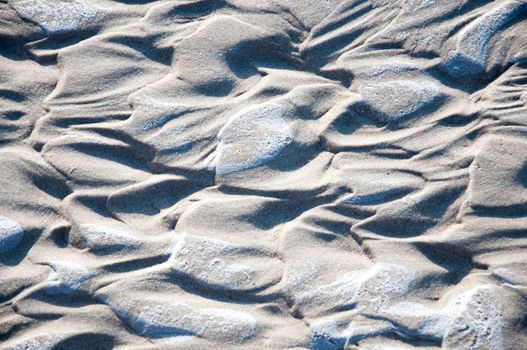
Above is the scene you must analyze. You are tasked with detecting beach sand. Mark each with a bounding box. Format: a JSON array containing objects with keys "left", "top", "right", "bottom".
[{"left": 1, "top": 0, "right": 527, "bottom": 349}]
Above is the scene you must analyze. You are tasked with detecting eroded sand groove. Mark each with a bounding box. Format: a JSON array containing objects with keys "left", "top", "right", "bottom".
[{"left": 1, "top": 0, "right": 527, "bottom": 349}]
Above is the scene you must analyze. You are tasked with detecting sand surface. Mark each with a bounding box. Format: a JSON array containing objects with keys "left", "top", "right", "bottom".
[{"left": 1, "top": 0, "right": 527, "bottom": 349}]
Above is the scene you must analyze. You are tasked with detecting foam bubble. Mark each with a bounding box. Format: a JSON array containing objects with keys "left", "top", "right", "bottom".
[{"left": 0, "top": 215, "right": 23, "bottom": 253}]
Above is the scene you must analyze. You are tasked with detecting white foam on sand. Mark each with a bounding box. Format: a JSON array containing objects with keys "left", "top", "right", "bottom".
[
  {"left": 102, "top": 297, "right": 256, "bottom": 341},
  {"left": 384, "top": 284, "right": 504, "bottom": 348},
  {"left": 168, "top": 235, "right": 255, "bottom": 290},
  {"left": 2, "top": 334, "right": 63, "bottom": 350},
  {"left": 79, "top": 223, "right": 141, "bottom": 252},
  {"left": 298, "top": 264, "right": 416, "bottom": 347},
  {"left": 309, "top": 319, "right": 347, "bottom": 350},
  {"left": 384, "top": 301, "right": 448, "bottom": 341},
  {"left": 443, "top": 285, "right": 504, "bottom": 350},
  {"left": 403, "top": 0, "right": 434, "bottom": 12},
  {"left": 359, "top": 80, "right": 440, "bottom": 122},
  {"left": 353, "top": 61, "right": 417, "bottom": 79},
  {"left": 10, "top": 0, "right": 99, "bottom": 34},
  {"left": 146, "top": 125, "right": 193, "bottom": 155},
  {"left": 360, "top": 345, "right": 409, "bottom": 350},
  {"left": 129, "top": 93, "right": 188, "bottom": 132},
  {"left": 306, "top": 281, "right": 504, "bottom": 347},
  {"left": 46, "top": 261, "right": 91, "bottom": 293},
  {"left": 298, "top": 263, "right": 415, "bottom": 314},
  {"left": 312, "top": 317, "right": 398, "bottom": 350},
  {"left": 210, "top": 102, "right": 293, "bottom": 174},
  {"left": 444, "top": 0, "right": 526, "bottom": 76},
  {"left": 282, "top": 261, "right": 320, "bottom": 295},
  {"left": 0, "top": 215, "right": 23, "bottom": 253},
  {"left": 2, "top": 1, "right": 525, "bottom": 348}
]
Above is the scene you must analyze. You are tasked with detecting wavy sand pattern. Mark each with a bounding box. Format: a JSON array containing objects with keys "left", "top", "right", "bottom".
[{"left": 1, "top": 0, "right": 527, "bottom": 349}]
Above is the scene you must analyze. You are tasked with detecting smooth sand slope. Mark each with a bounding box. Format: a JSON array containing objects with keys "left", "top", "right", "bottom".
[{"left": 1, "top": 0, "right": 527, "bottom": 349}]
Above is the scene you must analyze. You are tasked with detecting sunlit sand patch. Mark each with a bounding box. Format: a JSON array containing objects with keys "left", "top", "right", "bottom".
[
  {"left": 129, "top": 93, "right": 189, "bottom": 132},
  {"left": 0, "top": 215, "right": 23, "bottom": 253},
  {"left": 207, "top": 102, "right": 293, "bottom": 174},
  {"left": 382, "top": 285, "right": 504, "bottom": 348},
  {"left": 443, "top": 286, "right": 504, "bottom": 350},
  {"left": 45, "top": 261, "right": 92, "bottom": 293},
  {"left": 296, "top": 263, "right": 415, "bottom": 316},
  {"left": 282, "top": 261, "right": 320, "bottom": 295},
  {"left": 358, "top": 80, "right": 441, "bottom": 122},
  {"left": 1, "top": 333, "right": 64, "bottom": 350},
  {"left": 1, "top": 0, "right": 525, "bottom": 348},
  {"left": 101, "top": 295, "right": 257, "bottom": 341},
  {"left": 309, "top": 316, "right": 400, "bottom": 349},
  {"left": 167, "top": 234, "right": 282, "bottom": 291},
  {"left": 10, "top": 0, "right": 99, "bottom": 34},
  {"left": 444, "top": 0, "right": 527, "bottom": 76},
  {"left": 79, "top": 223, "right": 141, "bottom": 252}
]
